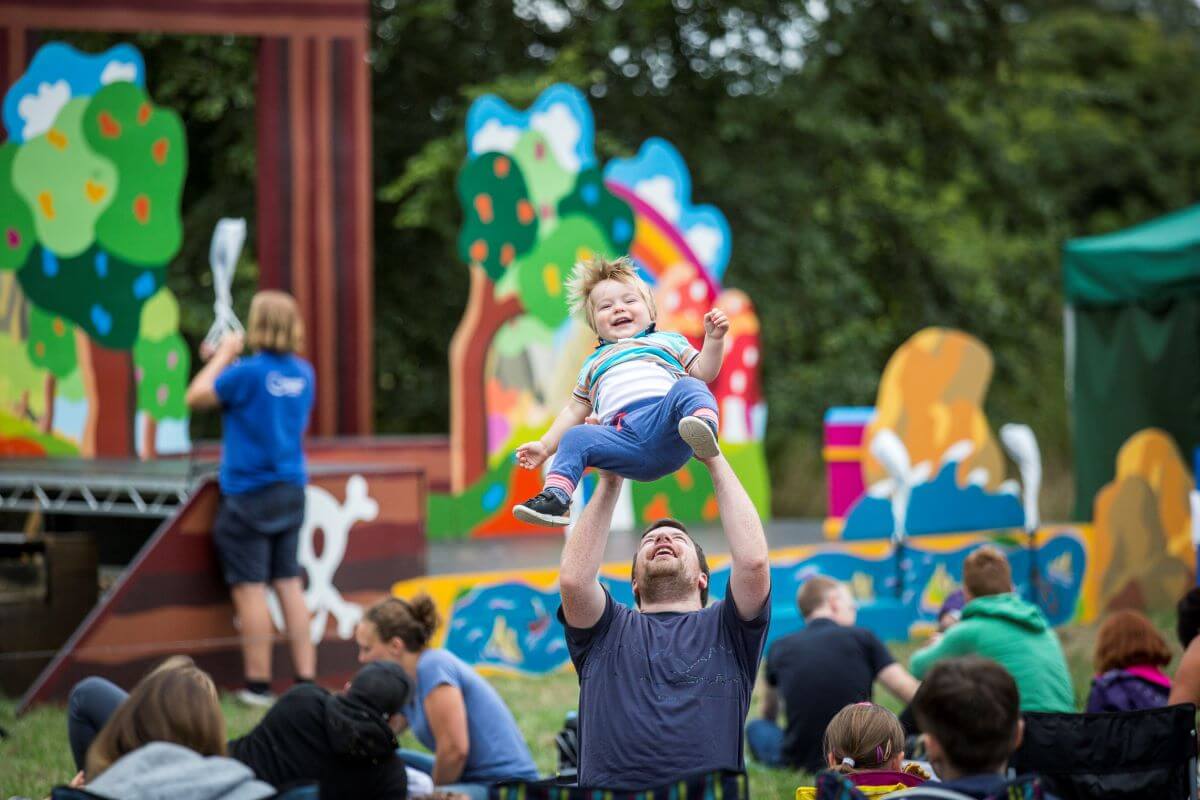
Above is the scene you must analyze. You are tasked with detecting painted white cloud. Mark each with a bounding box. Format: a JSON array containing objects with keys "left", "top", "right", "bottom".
[
  {"left": 471, "top": 119, "right": 522, "bottom": 156},
  {"left": 634, "top": 176, "right": 680, "bottom": 222},
  {"left": 685, "top": 224, "right": 723, "bottom": 267},
  {"left": 100, "top": 60, "right": 139, "bottom": 85},
  {"left": 18, "top": 80, "right": 71, "bottom": 140},
  {"left": 530, "top": 102, "right": 580, "bottom": 172}
]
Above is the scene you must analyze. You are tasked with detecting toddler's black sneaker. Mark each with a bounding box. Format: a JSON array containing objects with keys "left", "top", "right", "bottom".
[{"left": 513, "top": 490, "right": 571, "bottom": 526}]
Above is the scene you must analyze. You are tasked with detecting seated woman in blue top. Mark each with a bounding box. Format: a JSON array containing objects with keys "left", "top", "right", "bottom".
[
  {"left": 355, "top": 595, "right": 539, "bottom": 799},
  {"left": 185, "top": 290, "right": 316, "bottom": 706}
]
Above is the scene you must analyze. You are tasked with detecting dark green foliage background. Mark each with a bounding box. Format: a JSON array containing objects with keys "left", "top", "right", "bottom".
[{"left": 51, "top": 1, "right": 1200, "bottom": 513}]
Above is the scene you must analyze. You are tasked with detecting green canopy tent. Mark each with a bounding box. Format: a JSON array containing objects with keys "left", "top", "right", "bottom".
[{"left": 1064, "top": 204, "right": 1200, "bottom": 519}]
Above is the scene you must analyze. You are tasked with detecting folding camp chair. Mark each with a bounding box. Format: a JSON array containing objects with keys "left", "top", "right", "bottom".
[
  {"left": 489, "top": 769, "right": 748, "bottom": 800},
  {"left": 812, "top": 769, "right": 1043, "bottom": 800},
  {"left": 1009, "top": 703, "right": 1198, "bottom": 800}
]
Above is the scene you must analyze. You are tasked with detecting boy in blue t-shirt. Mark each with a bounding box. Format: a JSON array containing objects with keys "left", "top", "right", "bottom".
[
  {"left": 186, "top": 290, "right": 316, "bottom": 705},
  {"left": 513, "top": 256, "right": 728, "bottom": 526}
]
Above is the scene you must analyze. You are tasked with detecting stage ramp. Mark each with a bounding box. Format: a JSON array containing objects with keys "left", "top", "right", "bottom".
[{"left": 18, "top": 465, "right": 426, "bottom": 712}]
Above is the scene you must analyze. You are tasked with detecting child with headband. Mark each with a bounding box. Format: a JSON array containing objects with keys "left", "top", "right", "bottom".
[{"left": 796, "top": 703, "right": 929, "bottom": 799}]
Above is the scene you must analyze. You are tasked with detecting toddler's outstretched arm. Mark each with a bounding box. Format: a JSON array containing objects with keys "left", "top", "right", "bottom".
[
  {"left": 516, "top": 398, "right": 591, "bottom": 469},
  {"left": 688, "top": 308, "right": 729, "bottom": 383}
]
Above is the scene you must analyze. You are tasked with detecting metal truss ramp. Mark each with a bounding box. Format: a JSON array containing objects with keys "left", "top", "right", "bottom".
[{"left": 0, "top": 459, "right": 215, "bottom": 519}]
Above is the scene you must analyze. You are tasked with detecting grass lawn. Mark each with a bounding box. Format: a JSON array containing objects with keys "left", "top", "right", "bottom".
[{"left": 0, "top": 613, "right": 1182, "bottom": 799}]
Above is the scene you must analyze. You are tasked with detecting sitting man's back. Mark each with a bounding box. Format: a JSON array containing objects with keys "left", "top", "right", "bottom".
[
  {"left": 229, "top": 662, "right": 411, "bottom": 799},
  {"left": 909, "top": 546, "right": 1073, "bottom": 712},
  {"left": 557, "top": 457, "right": 771, "bottom": 790},
  {"left": 748, "top": 575, "right": 918, "bottom": 771}
]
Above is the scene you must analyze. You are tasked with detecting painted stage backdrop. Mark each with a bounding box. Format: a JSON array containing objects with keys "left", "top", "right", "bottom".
[
  {"left": 434, "top": 84, "right": 769, "bottom": 539},
  {"left": 821, "top": 326, "right": 1195, "bottom": 616},
  {"left": 1091, "top": 427, "right": 1195, "bottom": 611},
  {"left": 387, "top": 326, "right": 1198, "bottom": 675},
  {"left": 0, "top": 42, "right": 189, "bottom": 460},
  {"left": 391, "top": 528, "right": 1091, "bottom": 675},
  {"left": 824, "top": 328, "right": 1026, "bottom": 541}
]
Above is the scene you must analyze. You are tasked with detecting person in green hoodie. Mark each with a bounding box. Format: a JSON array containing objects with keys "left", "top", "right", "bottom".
[{"left": 910, "top": 545, "right": 1075, "bottom": 712}]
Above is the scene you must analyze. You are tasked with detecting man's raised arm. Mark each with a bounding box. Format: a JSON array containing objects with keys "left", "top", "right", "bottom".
[
  {"left": 559, "top": 472, "right": 623, "bottom": 628},
  {"left": 707, "top": 454, "right": 770, "bottom": 620}
]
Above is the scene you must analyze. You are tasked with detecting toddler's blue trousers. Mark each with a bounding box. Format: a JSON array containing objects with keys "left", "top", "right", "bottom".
[{"left": 545, "top": 377, "right": 718, "bottom": 494}]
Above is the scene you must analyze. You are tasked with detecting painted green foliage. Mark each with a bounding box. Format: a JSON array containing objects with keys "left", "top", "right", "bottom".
[
  {"left": 515, "top": 216, "right": 614, "bottom": 329},
  {"left": 428, "top": 455, "right": 518, "bottom": 539},
  {"left": 0, "top": 406, "right": 77, "bottom": 455},
  {"left": 138, "top": 285, "right": 179, "bottom": 340},
  {"left": 0, "top": 332, "right": 45, "bottom": 412},
  {"left": 629, "top": 443, "right": 770, "bottom": 524},
  {"left": 0, "top": 143, "right": 35, "bottom": 271},
  {"left": 0, "top": 42, "right": 191, "bottom": 457},
  {"left": 456, "top": 152, "right": 539, "bottom": 281},
  {"left": 18, "top": 245, "right": 163, "bottom": 349},
  {"left": 492, "top": 315, "right": 554, "bottom": 357},
  {"left": 133, "top": 334, "right": 188, "bottom": 419},
  {"left": 630, "top": 461, "right": 713, "bottom": 524},
  {"left": 26, "top": 305, "right": 77, "bottom": 378},
  {"left": 11, "top": 99, "right": 117, "bottom": 258},
  {"left": 57, "top": 369, "right": 85, "bottom": 402},
  {"left": 84, "top": 82, "right": 187, "bottom": 266},
  {"left": 559, "top": 168, "right": 635, "bottom": 253},
  {"left": 512, "top": 129, "right": 574, "bottom": 234},
  {"left": 134, "top": 289, "right": 189, "bottom": 420}
]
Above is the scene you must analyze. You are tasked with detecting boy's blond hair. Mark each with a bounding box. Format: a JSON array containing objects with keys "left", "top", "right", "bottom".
[
  {"left": 566, "top": 255, "right": 657, "bottom": 333},
  {"left": 246, "top": 290, "right": 305, "bottom": 354}
]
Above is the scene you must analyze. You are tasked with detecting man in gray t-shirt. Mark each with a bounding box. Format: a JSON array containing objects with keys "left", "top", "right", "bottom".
[{"left": 557, "top": 454, "right": 771, "bottom": 790}]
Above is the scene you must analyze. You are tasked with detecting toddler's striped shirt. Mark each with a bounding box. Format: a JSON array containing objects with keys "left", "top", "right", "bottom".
[{"left": 573, "top": 329, "right": 700, "bottom": 424}]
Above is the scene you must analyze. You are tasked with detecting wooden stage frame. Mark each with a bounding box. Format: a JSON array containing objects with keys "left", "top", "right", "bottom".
[{"left": 0, "top": 0, "right": 375, "bottom": 436}]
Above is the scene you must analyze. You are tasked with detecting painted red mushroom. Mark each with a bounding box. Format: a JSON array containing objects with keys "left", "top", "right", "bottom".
[{"left": 710, "top": 288, "right": 763, "bottom": 442}]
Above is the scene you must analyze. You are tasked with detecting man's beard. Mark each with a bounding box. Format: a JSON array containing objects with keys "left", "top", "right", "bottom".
[{"left": 637, "top": 557, "right": 696, "bottom": 606}]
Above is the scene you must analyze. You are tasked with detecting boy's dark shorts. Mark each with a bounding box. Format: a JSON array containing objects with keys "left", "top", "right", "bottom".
[{"left": 213, "top": 482, "right": 307, "bottom": 585}]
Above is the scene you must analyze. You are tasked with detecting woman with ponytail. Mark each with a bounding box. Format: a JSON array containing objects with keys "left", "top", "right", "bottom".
[
  {"left": 356, "top": 594, "right": 538, "bottom": 799},
  {"left": 797, "top": 703, "right": 929, "bottom": 799}
]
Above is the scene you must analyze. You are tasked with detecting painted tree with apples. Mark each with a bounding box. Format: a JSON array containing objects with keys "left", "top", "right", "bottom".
[
  {"left": 435, "top": 84, "right": 769, "bottom": 538},
  {"left": 0, "top": 43, "right": 189, "bottom": 458}
]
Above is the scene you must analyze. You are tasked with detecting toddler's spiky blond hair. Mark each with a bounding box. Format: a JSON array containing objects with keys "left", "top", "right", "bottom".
[{"left": 566, "top": 255, "right": 657, "bottom": 333}]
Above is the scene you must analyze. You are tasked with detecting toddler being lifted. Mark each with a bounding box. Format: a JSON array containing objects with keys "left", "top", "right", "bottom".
[{"left": 512, "top": 256, "right": 727, "bottom": 526}]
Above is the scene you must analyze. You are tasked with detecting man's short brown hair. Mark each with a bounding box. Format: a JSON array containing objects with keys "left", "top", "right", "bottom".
[
  {"left": 912, "top": 656, "right": 1021, "bottom": 774},
  {"left": 963, "top": 545, "right": 1012, "bottom": 598},
  {"left": 797, "top": 575, "right": 840, "bottom": 619},
  {"left": 630, "top": 518, "right": 709, "bottom": 607}
]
